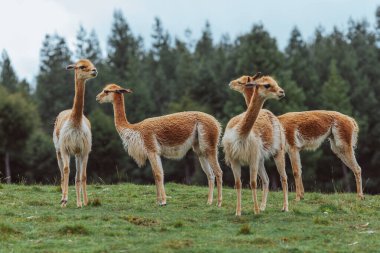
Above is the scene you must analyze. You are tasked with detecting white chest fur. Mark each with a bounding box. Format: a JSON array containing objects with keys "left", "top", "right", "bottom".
[
  {"left": 58, "top": 120, "right": 92, "bottom": 155},
  {"left": 119, "top": 128, "right": 147, "bottom": 167},
  {"left": 222, "top": 128, "right": 262, "bottom": 166}
]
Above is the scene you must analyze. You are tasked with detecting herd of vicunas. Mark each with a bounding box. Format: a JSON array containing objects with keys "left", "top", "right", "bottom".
[{"left": 54, "top": 59, "right": 364, "bottom": 216}]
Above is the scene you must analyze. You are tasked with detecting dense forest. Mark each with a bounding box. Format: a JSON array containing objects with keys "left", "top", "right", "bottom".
[{"left": 1, "top": 8, "right": 380, "bottom": 193}]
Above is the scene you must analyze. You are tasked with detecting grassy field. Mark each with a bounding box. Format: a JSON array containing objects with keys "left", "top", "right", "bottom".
[{"left": 0, "top": 183, "right": 379, "bottom": 253}]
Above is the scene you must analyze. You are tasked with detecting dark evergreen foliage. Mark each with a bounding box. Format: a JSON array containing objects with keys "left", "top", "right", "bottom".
[{"left": 1, "top": 8, "right": 380, "bottom": 193}]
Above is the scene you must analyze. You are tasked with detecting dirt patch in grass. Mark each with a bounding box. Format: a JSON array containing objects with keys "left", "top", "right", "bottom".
[
  {"left": 58, "top": 225, "right": 90, "bottom": 235},
  {"left": 89, "top": 198, "right": 102, "bottom": 207},
  {"left": 173, "top": 221, "right": 184, "bottom": 228},
  {"left": 252, "top": 237, "right": 275, "bottom": 246},
  {"left": 123, "top": 215, "right": 159, "bottom": 226},
  {"left": 230, "top": 237, "right": 276, "bottom": 248},
  {"left": 163, "top": 239, "right": 193, "bottom": 249},
  {"left": 238, "top": 224, "right": 251, "bottom": 235},
  {"left": 0, "top": 224, "right": 21, "bottom": 238}
]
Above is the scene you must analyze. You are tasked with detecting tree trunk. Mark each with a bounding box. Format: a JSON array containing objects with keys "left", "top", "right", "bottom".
[
  {"left": 5, "top": 151, "right": 11, "bottom": 184},
  {"left": 342, "top": 163, "right": 351, "bottom": 192}
]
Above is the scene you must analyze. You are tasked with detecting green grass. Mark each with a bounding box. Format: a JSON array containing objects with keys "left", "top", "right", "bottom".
[{"left": 0, "top": 183, "right": 379, "bottom": 252}]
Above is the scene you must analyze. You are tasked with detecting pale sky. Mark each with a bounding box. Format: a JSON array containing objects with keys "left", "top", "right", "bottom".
[{"left": 0, "top": 0, "right": 378, "bottom": 84}]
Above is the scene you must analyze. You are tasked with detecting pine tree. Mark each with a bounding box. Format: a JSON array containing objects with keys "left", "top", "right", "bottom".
[
  {"left": 75, "top": 25, "right": 102, "bottom": 64},
  {"left": 146, "top": 17, "right": 174, "bottom": 115},
  {"left": 190, "top": 22, "right": 216, "bottom": 110},
  {"left": 35, "top": 34, "right": 73, "bottom": 129},
  {"left": 107, "top": 10, "right": 140, "bottom": 80},
  {"left": 321, "top": 60, "right": 352, "bottom": 115},
  {"left": 285, "top": 27, "right": 317, "bottom": 110},
  {"left": 106, "top": 10, "right": 150, "bottom": 123},
  {"left": 375, "top": 6, "right": 380, "bottom": 40},
  {"left": 234, "top": 24, "right": 283, "bottom": 75},
  {"left": 0, "top": 50, "right": 18, "bottom": 92}
]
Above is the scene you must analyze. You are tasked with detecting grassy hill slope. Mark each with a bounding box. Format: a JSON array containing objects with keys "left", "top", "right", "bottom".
[{"left": 0, "top": 183, "right": 379, "bottom": 252}]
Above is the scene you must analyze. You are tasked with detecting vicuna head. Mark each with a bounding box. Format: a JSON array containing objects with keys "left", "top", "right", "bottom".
[
  {"left": 66, "top": 59, "right": 98, "bottom": 80},
  {"left": 229, "top": 72, "right": 285, "bottom": 100},
  {"left": 96, "top": 84, "right": 133, "bottom": 104}
]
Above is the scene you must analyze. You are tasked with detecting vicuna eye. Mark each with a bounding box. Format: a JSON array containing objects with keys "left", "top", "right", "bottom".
[
  {"left": 264, "top": 84, "right": 270, "bottom": 89},
  {"left": 79, "top": 66, "right": 86, "bottom": 70},
  {"left": 104, "top": 90, "right": 109, "bottom": 94}
]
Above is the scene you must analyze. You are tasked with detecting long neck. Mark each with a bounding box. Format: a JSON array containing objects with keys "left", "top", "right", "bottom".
[
  {"left": 113, "top": 94, "right": 130, "bottom": 132},
  {"left": 243, "top": 88, "right": 254, "bottom": 107},
  {"left": 71, "top": 75, "right": 86, "bottom": 126},
  {"left": 238, "top": 88, "right": 266, "bottom": 137}
]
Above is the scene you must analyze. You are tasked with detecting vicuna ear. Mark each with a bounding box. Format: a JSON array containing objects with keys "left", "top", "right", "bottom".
[
  {"left": 245, "top": 83, "right": 257, "bottom": 88},
  {"left": 252, "top": 72, "right": 262, "bottom": 80},
  {"left": 118, "top": 88, "right": 133, "bottom": 94},
  {"left": 66, "top": 64, "right": 75, "bottom": 70}
]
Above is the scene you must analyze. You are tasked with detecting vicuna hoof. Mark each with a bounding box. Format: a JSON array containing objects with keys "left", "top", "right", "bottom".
[
  {"left": 282, "top": 207, "right": 289, "bottom": 212},
  {"left": 60, "top": 200, "right": 67, "bottom": 208}
]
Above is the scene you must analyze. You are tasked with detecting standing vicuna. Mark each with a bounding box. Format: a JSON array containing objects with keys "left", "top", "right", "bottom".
[
  {"left": 234, "top": 74, "right": 364, "bottom": 201},
  {"left": 222, "top": 73, "right": 288, "bottom": 216},
  {"left": 53, "top": 59, "right": 97, "bottom": 207},
  {"left": 278, "top": 111, "right": 363, "bottom": 201},
  {"left": 96, "top": 84, "right": 223, "bottom": 206}
]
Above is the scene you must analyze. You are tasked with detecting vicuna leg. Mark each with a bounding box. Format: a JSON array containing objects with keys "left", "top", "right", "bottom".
[
  {"left": 289, "top": 148, "right": 303, "bottom": 201},
  {"left": 274, "top": 150, "right": 289, "bottom": 212},
  {"left": 249, "top": 158, "right": 260, "bottom": 214},
  {"left": 330, "top": 141, "right": 364, "bottom": 200},
  {"left": 56, "top": 152, "right": 64, "bottom": 198},
  {"left": 258, "top": 159, "right": 269, "bottom": 211},
  {"left": 148, "top": 153, "right": 167, "bottom": 206},
  {"left": 230, "top": 160, "right": 242, "bottom": 216},
  {"left": 206, "top": 152, "right": 223, "bottom": 207},
  {"left": 198, "top": 156, "right": 215, "bottom": 205},
  {"left": 61, "top": 152, "right": 70, "bottom": 207},
  {"left": 81, "top": 154, "right": 89, "bottom": 206},
  {"left": 75, "top": 155, "right": 83, "bottom": 208}
]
